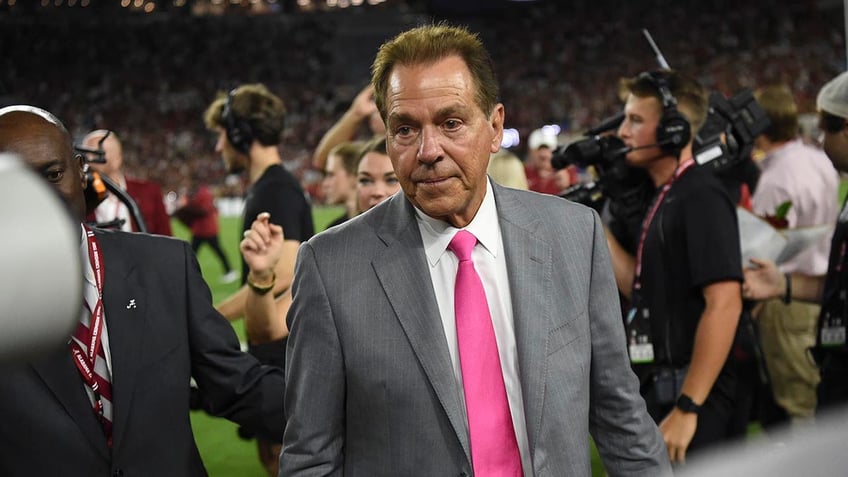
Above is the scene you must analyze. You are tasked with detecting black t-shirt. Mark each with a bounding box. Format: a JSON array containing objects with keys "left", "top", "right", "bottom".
[
  {"left": 241, "top": 164, "right": 314, "bottom": 280},
  {"left": 241, "top": 164, "right": 314, "bottom": 369},
  {"left": 638, "top": 165, "right": 743, "bottom": 366},
  {"left": 325, "top": 213, "right": 350, "bottom": 230}
]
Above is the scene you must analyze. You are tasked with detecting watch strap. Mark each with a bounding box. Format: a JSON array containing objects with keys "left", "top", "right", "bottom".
[{"left": 675, "top": 393, "right": 701, "bottom": 414}]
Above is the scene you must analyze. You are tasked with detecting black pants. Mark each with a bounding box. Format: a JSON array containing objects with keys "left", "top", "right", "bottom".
[
  {"left": 191, "top": 234, "right": 232, "bottom": 272},
  {"left": 640, "top": 363, "right": 738, "bottom": 455},
  {"left": 818, "top": 351, "right": 848, "bottom": 412}
]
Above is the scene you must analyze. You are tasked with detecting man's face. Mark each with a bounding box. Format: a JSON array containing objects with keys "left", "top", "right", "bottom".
[
  {"left": 820, "top": 113, "right": 848, "bottom": 173},
  {"left": 822, "top": 129, "right": 848, "bottom": 173},
  {"left": 0, "top": 112, "right": 86, "bottom": 222},
  {"left": 215, "top": 127, "right": 246, "bottom": 174},
  {"left": 322, "top": 154, "right": 355, "bottom": 205},
  {"left": 618, "top": 94, "right": 664, "bottom": 168},
  {"left": 384, "top": 55, "right": 503, "bottom": 228},
  {"left": 82, "top": 132, "right": 122, "bottom": 179},
  {"left": 529, "top": 146, "right": 553, "bottom": 173},
  {"left": 356, "top": 151, "right": 400, "bottom": 213}
]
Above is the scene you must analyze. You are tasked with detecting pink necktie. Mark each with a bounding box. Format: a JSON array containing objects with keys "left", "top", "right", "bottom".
[{"left": 449, "top": 230, "right": 523, "bottom": 476}]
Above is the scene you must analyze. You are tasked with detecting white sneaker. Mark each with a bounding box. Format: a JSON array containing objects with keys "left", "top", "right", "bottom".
[{"left": 221, "top": 270, "right": 239, "bottom": 284}]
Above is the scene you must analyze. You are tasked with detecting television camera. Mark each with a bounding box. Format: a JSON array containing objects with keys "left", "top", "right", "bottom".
[{"left": 552, "top": 88, "right": 770, "bottom": 217}]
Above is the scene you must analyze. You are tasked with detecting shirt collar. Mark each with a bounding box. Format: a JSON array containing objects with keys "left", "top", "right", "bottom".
[
  {"left": 415, "top": 178, "right": 501, "bottom": 267},
  {"left": 79, "top": 224, "right": 96, "bottom": 286}
]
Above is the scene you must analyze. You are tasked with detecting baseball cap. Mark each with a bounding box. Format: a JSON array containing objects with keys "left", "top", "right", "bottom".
[
  {"left": 528, "top": 128, "right": 558, "bottom": 150},
  {"left": 817, "top": 71, "right": 848, "bottom": 119}
]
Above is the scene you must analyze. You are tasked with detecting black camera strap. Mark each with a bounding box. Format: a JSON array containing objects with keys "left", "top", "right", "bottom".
[
  {"left": 633, "top": 157, "right": 695, "bottom": 291},
  {"left": 626, "top": 157, "right": 695, "bottom": 364}
]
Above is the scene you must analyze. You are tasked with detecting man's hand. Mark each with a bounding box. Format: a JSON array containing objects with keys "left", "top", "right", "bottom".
[
  {"left": 240, "top": 212, "right": 284, "bottom": 282},
  {"left": 659, "top": 408, "right": 698, "bottom": 464},
  {"left": 742, "top": 258, "right": 783, "bottom": 301}
]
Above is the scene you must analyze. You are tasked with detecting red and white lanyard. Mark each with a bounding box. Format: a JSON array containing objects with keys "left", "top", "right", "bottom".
[
  {"left": 633, "top": 158, "right": 695, "bottom": 291},
  {"left": 70, "top": 226, "right": 107, "bottom": 418}
]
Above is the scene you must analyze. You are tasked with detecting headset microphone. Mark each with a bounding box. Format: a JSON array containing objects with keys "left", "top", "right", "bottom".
[{"left": 627, "top": 137, "right": 678, "bottom": 152}]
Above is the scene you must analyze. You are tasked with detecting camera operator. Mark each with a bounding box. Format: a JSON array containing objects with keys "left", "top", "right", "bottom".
[
  {"left": 524, "top": 127, "right": 575, "bottom": 194},
  {"left": 80, "top": 130, "right": 172, "bottom": 236},
  {"left": 605, "top": 70, "right": 743, "bottom": 463}
]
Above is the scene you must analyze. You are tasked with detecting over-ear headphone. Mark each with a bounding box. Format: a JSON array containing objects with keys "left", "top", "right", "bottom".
[
  {"left": 221, "top": 89, "right": 254, "bottom": 154},
  {"left": 638, "top": 71, "right": 691, "bottom": 154}
]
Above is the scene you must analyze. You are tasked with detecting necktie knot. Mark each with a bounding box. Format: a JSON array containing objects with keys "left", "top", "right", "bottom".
[{"left": 449, "top": 230, "right": 477, "bottom": 262}]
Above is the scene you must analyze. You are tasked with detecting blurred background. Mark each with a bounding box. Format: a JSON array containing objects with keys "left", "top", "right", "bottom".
[
  {"left": 1, "top": 0, "right": 844, "bottom": 206},
  {"left": 2, "top": 1, "right": 846, "bottom": 475}
]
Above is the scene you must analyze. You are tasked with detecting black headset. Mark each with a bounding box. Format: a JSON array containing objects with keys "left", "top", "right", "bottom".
[
  {"left": 221, "top": 89, "right": 254, "bottom": 154},
  {"left": 638, "top": 71, "right": 691, "bottom": 155}
]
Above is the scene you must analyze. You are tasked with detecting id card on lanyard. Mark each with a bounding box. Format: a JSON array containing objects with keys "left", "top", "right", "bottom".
[
  {"left": 625, "top": 158, "right": 695, "bottom": 364},
  {"left": 626, "top": 292, "right": 654, "bottom": 363}
]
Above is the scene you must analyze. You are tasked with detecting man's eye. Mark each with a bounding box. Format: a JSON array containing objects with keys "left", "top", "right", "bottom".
[
  {"left": 444, "top": 119, "right": 461, "bottom": 130},
  {"left": 45, "top": 168, "right": 65, "bottom": 183}
]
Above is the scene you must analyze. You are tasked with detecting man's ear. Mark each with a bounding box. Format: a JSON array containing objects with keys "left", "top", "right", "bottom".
[
  {"left": 76, "top": 153, "right": 86, "bottom": 190},
  {"left": 490, "top": 103, "right": 505, "bottom": 154}
]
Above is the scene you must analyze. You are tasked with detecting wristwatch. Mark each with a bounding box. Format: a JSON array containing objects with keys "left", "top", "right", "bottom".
[{"left": 675, "top": 394, "right": 701, "bottom": 414}]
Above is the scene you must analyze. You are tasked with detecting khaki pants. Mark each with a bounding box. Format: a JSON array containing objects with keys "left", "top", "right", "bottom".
[{"left": 757, "top": 299, "right": 821, "bottom": 420}]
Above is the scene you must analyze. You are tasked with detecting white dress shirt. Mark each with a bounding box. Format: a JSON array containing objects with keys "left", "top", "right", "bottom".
[
  {"left": 93, "top": 176, "right": 132, "bottom": 232},
  {"left": 76, "top": 225, "right": 114, "bottom": 418},
  {"left": 414, "top": 178, "right": 531, "bottom": 475}
]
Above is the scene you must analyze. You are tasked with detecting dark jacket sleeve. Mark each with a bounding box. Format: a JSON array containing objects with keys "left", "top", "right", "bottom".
[{"left": 181, "top": 239, "right": 285, "bottom": 441}]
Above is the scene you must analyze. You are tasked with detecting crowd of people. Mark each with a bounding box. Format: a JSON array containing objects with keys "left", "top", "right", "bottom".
[{"left": 0, "top": 1, "right": 844, "bottom": 203}]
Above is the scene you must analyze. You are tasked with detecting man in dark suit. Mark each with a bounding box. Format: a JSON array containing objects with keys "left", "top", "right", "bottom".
[
  {"left": 0, "top": 105, "right": 284, "bottom": 476},
  {"left": 281, "top": 24, "right": 669, "bottom": 476}
]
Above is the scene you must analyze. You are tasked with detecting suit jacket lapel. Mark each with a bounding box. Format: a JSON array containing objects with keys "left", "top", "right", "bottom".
[
  {"left": 95, "top": 230, "right": 146, "bottom": 452},
  {"left": 370, "top": 194, "right": 472, "bottom": 464},
  {"left": 493, "top": 184, "right": 552, "bottom": 457},
  {"left": 31, "top": 348, "right": 112, "bottom": 459}
]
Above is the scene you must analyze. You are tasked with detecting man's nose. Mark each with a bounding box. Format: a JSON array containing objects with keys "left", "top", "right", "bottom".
[{"left": 417, "top": 126, "right": 443, "bottom": 164}]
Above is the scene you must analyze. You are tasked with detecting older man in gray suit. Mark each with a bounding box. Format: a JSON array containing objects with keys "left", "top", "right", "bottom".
[{"left": 280, "top": 24, "right": 670, "bottom": 476}]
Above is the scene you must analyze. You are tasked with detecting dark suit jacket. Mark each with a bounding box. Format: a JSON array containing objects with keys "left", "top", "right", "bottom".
[
  {"left": 0, "top": 229, "right": 284, "bottom": 477},
  {"left": 282, "top": 183, "right": 670, "bottom": 476}
]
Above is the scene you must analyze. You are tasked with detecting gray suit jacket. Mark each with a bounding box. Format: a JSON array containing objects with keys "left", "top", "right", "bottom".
[{"left": 282, "top": 183, "right": 670, "bottom": 476}]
